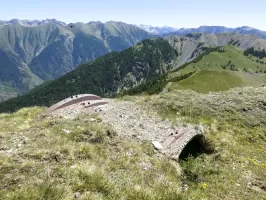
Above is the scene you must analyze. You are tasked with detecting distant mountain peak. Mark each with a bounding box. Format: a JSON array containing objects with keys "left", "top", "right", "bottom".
[
  {"left": 137, "top": 24, "right": 178, "bottom": 35},
  {"left": 87, "top": 21, "right": 103, "bottom": 25}
]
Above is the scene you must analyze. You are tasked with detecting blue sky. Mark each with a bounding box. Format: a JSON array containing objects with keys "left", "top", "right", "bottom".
[{"left": 0, "top": 0, "right": 265, "bottom": 30}]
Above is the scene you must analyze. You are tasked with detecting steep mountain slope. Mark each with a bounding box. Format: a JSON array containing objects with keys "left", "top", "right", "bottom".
[
  {"left": 0, "top": 21, "right": 154, "bottom": 101},
  {"left": 165, "top": 33, "right": 266, "bottom": 68},
  {"left": 168, "top": 26, "right": 266, "bottom": 39}
]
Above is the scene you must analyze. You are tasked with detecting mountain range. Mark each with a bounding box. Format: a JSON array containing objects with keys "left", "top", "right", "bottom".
[
  {"left": 1, "top": 19, "right": 266, "bottom": 102},
  {"left": 168, "top": 26, "right": 266, "bottom": 39},
  {"left": 0, "top": 18, "right": 67, "bottom": 27},
  {"left": 1, "top": 19, "right": 266, "bottom": 38},
  {"left": 0, "top": 21, "right": 155, "bottom": 101}
]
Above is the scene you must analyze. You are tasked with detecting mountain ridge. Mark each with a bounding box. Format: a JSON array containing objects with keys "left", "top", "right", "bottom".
[{"left": 166, "top": 25, "right": 266, "bottom": 39}]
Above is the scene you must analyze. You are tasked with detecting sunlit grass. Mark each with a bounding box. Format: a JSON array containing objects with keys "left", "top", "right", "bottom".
[
  {"left": 141, "top": 87, "right": 266, "bottom": 199},
  {"left": 1, "top": 87, "right": 265, "bottom": 199},
  {"left": 0, "top": 107, "right": 182, "bottom": 200}
]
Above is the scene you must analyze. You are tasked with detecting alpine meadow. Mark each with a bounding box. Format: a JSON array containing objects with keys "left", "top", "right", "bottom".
[{"left": 0, "top": 1, "right": 266, "bottom": 199}]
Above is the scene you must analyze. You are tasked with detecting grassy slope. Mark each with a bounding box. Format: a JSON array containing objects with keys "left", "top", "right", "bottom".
[
  {"left": 169, "top": 70, "right": 266, "bottom": 93},
  {"left": 0, "top": 107, "right": 182, "bottom": 200},
  {"left": 168, "top": 45, "right": 266, "bottom": 93},
  {"left": 141, "top": 87, "right": 266, "bottom": 200},
  {"left": 1, "top": 87, "right": 266, "bottom": 200}
]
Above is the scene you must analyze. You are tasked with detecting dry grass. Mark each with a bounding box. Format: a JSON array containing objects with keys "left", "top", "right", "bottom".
[
  {"left": 0, "top": 108, "right": 182, "bottom": 200},
  {"left": 141, "top": 87, "right": 266, "bottom": 200},
  {"left": 1, "top": 87, "right": 266, "bottom": 199}
]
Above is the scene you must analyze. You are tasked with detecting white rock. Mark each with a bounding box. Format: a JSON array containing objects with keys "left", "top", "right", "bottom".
[
  {"left": 152, "top": 141, "right": 163, "bottom": 150},
  {"left": 62, "top": 129, "right": 72, "bottom": 134},
  {"left": 136, "top": 136, "right": 142, "bottom": 140},
  {"left": 89, "top": 118, "right": 97, "bottom": 122},
  {"left": 74, "top": 192, "right": 81, "bottom": 199},
  {"left": 7, "top": 149, "right": 13, "bottom": 153}
]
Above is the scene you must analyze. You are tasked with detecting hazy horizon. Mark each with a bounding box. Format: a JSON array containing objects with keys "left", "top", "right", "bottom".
[{"left": 1, "top": 0, "right": 265, "bottom": 30}]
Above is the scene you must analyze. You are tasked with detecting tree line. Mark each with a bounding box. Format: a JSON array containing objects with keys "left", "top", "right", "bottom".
[{"left": 244, "top": 47, "right": 266, "bottom": 59}]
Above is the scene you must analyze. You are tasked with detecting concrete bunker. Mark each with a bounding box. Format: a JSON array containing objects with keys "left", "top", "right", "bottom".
[
  {"left": 179, "top": 135, "right": 214, "bottom": 160},
  {"left": 45, "top": 94, "right": 108, "bottom": 114}
]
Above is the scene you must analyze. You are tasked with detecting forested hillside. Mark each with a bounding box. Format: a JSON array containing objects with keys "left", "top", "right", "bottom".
[{"left": 0, "top": 38, "right": 178, "bottom": 112}]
